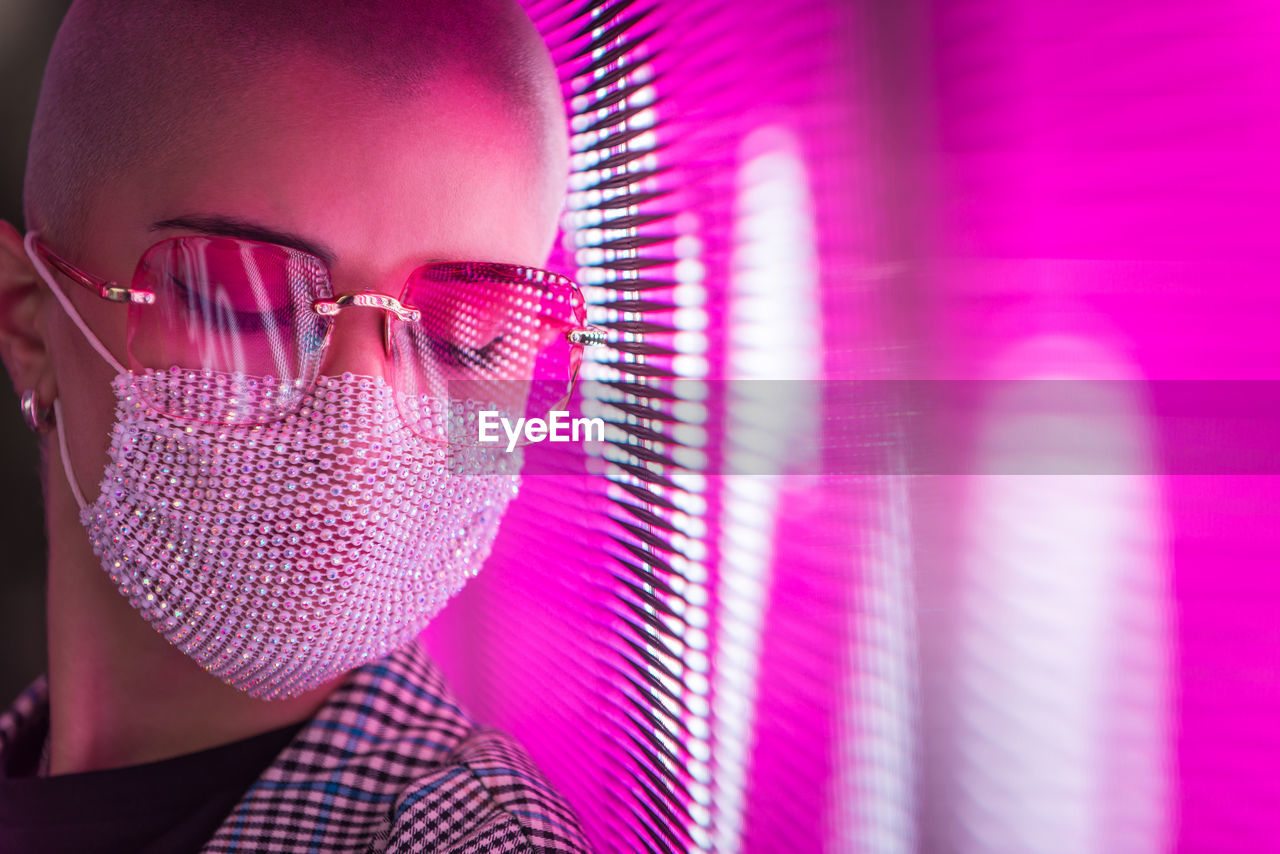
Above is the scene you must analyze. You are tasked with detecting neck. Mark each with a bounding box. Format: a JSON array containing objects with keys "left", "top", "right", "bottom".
[{"left": 42, "top": 439, "right": 337, "bottom": 776}]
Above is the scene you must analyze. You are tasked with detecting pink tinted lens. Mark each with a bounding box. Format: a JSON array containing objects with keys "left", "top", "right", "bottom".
[
  {"left": 392, "top": 262, "right": 586, "bottom": 444},
  {"left": 126, "top": 236, "right": 330, "bottom": 422}
]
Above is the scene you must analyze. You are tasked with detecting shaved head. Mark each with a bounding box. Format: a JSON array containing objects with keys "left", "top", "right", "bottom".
[
  {"left": 25, "top": 0, "right": 566, "bottom": 251},
  {"left": 0, "top": 0, "right": 572, "bottom": 759}
]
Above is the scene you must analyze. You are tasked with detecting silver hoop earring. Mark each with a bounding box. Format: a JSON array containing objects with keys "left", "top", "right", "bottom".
[{"left": 20, "top": 390, "right": 54, "bottom": 433}]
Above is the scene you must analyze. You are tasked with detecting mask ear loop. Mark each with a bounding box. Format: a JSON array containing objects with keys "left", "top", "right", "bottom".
[
  {"left": 24, "top": 232, "right": 124, "bottom": 513},
  {"left": 53, "top": 399, "right": 89, "bottom": 513},
  {"left": 23, "top": 231, "right": 129, "bottom": 374}
]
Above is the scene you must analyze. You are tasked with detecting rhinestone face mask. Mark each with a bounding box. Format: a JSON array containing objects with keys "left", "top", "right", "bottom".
[
  {"left": 33, "top": 247, "right": 520, "bottom": 701},
  {"left": 78, "top": 371, "right": 518, "bottom": 699}
]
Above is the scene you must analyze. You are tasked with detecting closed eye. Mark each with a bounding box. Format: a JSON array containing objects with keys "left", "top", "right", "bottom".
[
  {"left": 431, "top": 335, "right": 506, "bottom": 372},
  {"left": 168, "top": 273, "right": 294, "bottom": 334}
]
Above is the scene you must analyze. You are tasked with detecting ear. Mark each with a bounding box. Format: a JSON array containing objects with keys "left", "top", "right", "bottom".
[{"left": 0, "top": 221, "right": 57, "bottom": 405}]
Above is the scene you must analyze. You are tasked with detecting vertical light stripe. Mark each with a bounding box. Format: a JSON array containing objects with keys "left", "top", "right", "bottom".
[
  {"left": 711, "top": 125, "right": 820, "bottom": 854},
  {"left": 828, "top": 472, "right": 919, "bottom": 854},
  {"left": 949, "top": 337, "right": 1171, "bottom": 854}
]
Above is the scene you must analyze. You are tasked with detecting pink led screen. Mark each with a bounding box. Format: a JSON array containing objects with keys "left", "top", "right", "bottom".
[
  {"left": 420, "top": 1, "right": 1280, "bottom": 853},
  {"left": 0, "top": 0, "right": 1277, "bottom": 852}
]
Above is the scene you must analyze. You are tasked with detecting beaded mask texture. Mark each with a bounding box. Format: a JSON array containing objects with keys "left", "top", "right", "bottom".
[{"left": 77, "top": 369, "right": 519, "bottom": 700}]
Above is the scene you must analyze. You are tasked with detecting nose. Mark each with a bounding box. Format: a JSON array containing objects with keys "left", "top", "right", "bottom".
[{"left": 315, "top": 293, "right": 403, "bottom": 382}]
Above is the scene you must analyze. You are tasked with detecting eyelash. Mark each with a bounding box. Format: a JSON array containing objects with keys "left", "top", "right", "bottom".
[
  {"left": 170, "top": 274, "right": 294, "bottom": 334},
  {"left": 428, "top": 335, "right": 506, "bottom": 371}
]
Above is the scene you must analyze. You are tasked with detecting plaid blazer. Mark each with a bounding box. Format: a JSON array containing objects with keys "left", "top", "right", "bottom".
[{"left": 0, "top": 640, "right": 592, "bottom": 853}]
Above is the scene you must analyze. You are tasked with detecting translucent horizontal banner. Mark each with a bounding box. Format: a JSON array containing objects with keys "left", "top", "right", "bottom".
[{"left": 442, "top": 380, "right": 1280, "bottom": 475}]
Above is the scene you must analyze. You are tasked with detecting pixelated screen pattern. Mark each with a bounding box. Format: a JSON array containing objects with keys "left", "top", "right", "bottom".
[{"left": 418, "top": 1, "right": 1276, "bottom": 853}]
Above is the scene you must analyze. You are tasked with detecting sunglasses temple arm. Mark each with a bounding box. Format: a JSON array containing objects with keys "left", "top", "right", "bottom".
[
  {"left": 567, "top": 326, "right": 607, "bottom": 347},
  {"left": 24, "top": 233, "right": 130, "bottom": 374},
  {"left": 28, "top": 235, "right": 154, "bottom": 305}
]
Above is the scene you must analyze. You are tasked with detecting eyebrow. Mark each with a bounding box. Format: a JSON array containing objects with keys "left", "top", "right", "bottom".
[{"left": 149, "top": 215, "right": 337, "bottom": 265}]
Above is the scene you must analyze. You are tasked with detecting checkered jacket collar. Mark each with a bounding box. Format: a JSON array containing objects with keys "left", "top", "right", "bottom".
[{"left": 0, "top": 641, "right": 591, "bottom": 854}]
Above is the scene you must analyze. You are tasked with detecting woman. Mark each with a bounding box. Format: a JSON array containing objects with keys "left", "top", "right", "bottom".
[{"left": 0, "top": 1, "right": 594, "bottom": 850}]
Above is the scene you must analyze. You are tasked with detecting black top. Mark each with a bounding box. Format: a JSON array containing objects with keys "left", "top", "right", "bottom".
[{"left": 0, "top": 700, "right": 303, "bottom": 854}]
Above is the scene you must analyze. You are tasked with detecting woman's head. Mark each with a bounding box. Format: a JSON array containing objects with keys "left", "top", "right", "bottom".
[
  {"left": 0, "top": 0, "right": 571, "bottom": 697},
  {"left": 15, "top": 0, "right": 566, "bottom": 462}
]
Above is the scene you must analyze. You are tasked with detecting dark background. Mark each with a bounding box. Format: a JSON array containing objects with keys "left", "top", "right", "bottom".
[{"left": 0, "top": 0, "right": 75, "bottom": 703}]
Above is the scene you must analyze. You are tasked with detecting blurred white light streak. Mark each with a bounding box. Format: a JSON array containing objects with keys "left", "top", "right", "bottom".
[
  {"left": 563, "top": 39, "right": 717, "bottom": 854},
  {"left": 827, "top": 473, "right": 919, "bottom": 854},
  {"left": 949, "top": 337, "right": 1171, "bottom": 854},
  {"left": 711, "top": 125, "right": 820, "bottom": 854}
]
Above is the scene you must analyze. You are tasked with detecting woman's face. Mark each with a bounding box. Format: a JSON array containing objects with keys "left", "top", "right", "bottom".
[{"left": 43, "top": 56, "right": 566, "bottom": 505}]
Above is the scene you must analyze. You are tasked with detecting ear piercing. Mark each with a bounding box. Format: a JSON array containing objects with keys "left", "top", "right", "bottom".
[{"left": 20, "top": 390, "right": 54, "bottom": 433}]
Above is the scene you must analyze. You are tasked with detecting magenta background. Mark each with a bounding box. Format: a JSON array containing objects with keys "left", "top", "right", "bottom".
[
  {"left": 929, "top": 3, "right": 1280, "bottom": 850},
  {"left": 418, "top": 1, "right": 1280, "bottom": 852},
  {"left": 1, "top": 1, "right": 1274, "bottom": 853}
]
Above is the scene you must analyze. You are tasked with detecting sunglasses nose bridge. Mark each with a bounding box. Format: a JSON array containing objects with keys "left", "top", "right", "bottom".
[{"left": 312, "top": 293, "right": 409, "bottom": 382}]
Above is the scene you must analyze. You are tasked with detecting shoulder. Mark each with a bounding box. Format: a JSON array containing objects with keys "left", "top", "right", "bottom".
[
  {"left": 385, "top": 726, "right": 593, "bottom": 853},
  {"left": 0, "top": 675, "right": 48, "bottom": 749},
  {"left": 0, "top": 674, "right": 49, "bottom": 774},
  {"left": 202, "top": 640, "right": 591, "bottom": 853}
]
